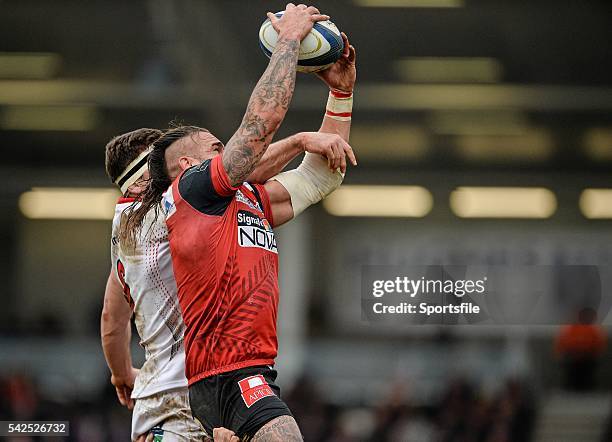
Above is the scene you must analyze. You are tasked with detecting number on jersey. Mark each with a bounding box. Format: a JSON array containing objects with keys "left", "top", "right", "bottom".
[{"left": 116, "top": 259, "right": 135, "bottom": 310}]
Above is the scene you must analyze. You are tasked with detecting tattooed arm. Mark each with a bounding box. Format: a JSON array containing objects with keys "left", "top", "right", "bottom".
[
  {"left": 222, "top": 4, "right": 329, "bottom": 187},
  {"left": 247, "top": 131, "right": 357, "bottom": 184},
  {"left": 252, "top": 415, "right": 303, "bottom": 442},
  {"left": 245, "top": 133, "right": 305, "bottom": 184}
]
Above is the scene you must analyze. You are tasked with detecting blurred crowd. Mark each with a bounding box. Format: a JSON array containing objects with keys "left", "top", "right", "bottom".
[
  {"left": 286, "top": 377, "right": 535, "bottom": 442},
  {"left": 0, "top": 374, "right": 131, "bottom": 442},
  {"left": 0, "top": 373, "right": 536, "bottom": 442}
]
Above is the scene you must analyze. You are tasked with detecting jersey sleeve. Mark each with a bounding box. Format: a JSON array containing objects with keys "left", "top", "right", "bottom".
[
  {"left": 178, "top": 156, "right": 236, "bottom": 216},
  {"left": 211, "top": 155, "right": 241, "bottom": 196}
]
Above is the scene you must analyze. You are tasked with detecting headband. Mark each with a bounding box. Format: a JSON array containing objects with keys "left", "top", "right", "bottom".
[{"left": 115, "top": 147, "right": 152, "bottom": 194}]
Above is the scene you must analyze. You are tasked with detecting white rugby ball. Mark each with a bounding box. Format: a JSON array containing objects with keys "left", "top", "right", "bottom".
[{"left": 258, "top": 12, "right": 344, "bottom": 73}]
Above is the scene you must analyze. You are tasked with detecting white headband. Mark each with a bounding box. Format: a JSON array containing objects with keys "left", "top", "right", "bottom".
[{"left": 115, "top": 147, "right": 152, "bottom": 194}]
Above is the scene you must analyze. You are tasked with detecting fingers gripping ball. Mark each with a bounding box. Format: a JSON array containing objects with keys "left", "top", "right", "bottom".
[{"left": 259, "top": 12, "right": 344, "bottom": 73}]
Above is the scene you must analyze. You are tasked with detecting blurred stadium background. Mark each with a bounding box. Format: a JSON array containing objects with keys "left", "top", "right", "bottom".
[{"left": 1, "top": 0, "right": 612, "bottom": 441}]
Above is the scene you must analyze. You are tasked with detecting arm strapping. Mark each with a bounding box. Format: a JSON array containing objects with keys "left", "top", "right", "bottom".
[{"left": 270, "top": 152, "right": 344, "bottom": 217}]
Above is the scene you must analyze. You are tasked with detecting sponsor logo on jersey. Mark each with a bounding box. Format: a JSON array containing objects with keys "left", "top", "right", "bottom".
[
  {"left": 237, "top": 210, "right": 277, "bottom": 253},
  {"left": 237, "top": 375, "right": 275, "bottom": 408},
  {"left": 236, "top": 189, "right": 262, "bottom": 213}
]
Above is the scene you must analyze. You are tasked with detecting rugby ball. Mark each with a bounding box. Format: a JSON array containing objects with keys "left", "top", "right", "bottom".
[{"left": 258, "top": 12, "right": 344, "bottom": 73}]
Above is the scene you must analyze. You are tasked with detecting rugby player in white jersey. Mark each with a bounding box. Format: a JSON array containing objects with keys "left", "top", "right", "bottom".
[{"left": 102, "top": 127, "right": 207, "bottom": 442}]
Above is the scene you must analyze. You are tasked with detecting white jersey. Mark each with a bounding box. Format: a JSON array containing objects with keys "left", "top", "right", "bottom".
[{"left": 110, "top": 198, "right": 187, "bottom": 399}]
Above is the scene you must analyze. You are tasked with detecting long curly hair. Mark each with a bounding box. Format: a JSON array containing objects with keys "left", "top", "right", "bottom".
[{"left": 119, "top": 125, "right": 207, "bottom": 246}]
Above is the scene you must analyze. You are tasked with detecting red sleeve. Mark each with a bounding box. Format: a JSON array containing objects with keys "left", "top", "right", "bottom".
[
  {"left": 253, "top": 183, "right": 274, "bottom": 227},
  {"left": 210, "top": 155, "right": 241, "bottom": 197}
]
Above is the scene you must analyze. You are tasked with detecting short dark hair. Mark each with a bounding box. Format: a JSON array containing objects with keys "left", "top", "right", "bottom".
[{"left": 104, "top": 128, "right": 163, "bottom": 183}]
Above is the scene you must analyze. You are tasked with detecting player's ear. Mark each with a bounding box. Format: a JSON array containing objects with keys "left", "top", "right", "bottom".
[{"left": 178, "top": 156, "right": 194, "bottom": 171}]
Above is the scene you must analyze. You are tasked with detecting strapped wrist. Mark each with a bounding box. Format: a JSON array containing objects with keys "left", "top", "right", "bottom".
[
  {"left": 326, "top": 89, "right": 353, "bottom": 121},
  {"left": 329, "top": 88, "right": 353, "bottom": 97}
]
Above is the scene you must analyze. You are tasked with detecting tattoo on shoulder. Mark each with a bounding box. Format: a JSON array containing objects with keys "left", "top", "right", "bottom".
[{"left": 223, "top": 38, "right": 300, "bottom": 186}]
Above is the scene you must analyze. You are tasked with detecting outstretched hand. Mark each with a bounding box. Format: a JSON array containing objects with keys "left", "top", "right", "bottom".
[
  {"left": 267, "top": 3, "right": 330, "bottom": 41},
  {"left": 300, "top": 131, "right": 357, "bottom": 173},
  {"left": 316, "top": 32, "right": 357, "bottom": 93}
]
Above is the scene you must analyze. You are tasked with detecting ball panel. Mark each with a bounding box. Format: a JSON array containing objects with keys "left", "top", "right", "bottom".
[
  {"left": 317, "top": 20, "right": 341, "bottom": 35},
  {"left": 299, "top": 23, "right": 343, "bottom": 66},
  {"left": 258, "top": 20, "right": 277, "bottom": 54},
  {"left": 314, "top": 22, "right": 343, "bottom": 51},
  {"left": 298, "top": 29, "right": 332, "bottom": 60}
]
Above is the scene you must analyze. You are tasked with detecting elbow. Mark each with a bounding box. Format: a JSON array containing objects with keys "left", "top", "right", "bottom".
[
  {"left": 101, "top": 295, "right": 114, "bottom": 323},
  {"left": 101, "top": 306, "right": 112, "bottom": 326},
  {"left": 100, "top": 308, "right": 113, "bottom": 339},
  {"left": 100, "top": 301, "right": 123, "bottom": 340}
]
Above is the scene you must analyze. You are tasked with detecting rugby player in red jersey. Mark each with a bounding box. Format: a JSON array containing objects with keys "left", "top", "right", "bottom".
[
  {"left": 102, "top": 127, "right": 350, "bottom": 442},
  {"left": 121, "top": 3, "right": 356, "bottom": 440}
]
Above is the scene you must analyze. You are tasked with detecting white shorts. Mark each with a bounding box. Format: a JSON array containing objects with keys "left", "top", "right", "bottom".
[{"left": 131, "top": 387, "right": 209, "bottom": 441}]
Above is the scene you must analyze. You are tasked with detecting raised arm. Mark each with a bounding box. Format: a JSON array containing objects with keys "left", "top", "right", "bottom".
[
  {"left": 265, "top": 32, "right": 357, "bottom": 225},
  {"left": 315, "top": 31, "right": 356, "bottom": 143},
  {"left": 247, "top": 32, "right": 357, "bottom": 185},
  {"left": 246, "top": 133, "right": 305, "bottom": 184},
  {"left": 247, "top": 130, "right": 357, "bottom": 184},
  {"left": 222, "top": 5, "right": 329, "bottom": 187}
]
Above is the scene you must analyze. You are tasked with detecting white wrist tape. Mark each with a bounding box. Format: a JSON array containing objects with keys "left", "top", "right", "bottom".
[
  {"left": 325, "top": 89, "right": 353, "bottom": 122},
  {"left": 271, "top": 152, "right": 344, "bottom": 217}
]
